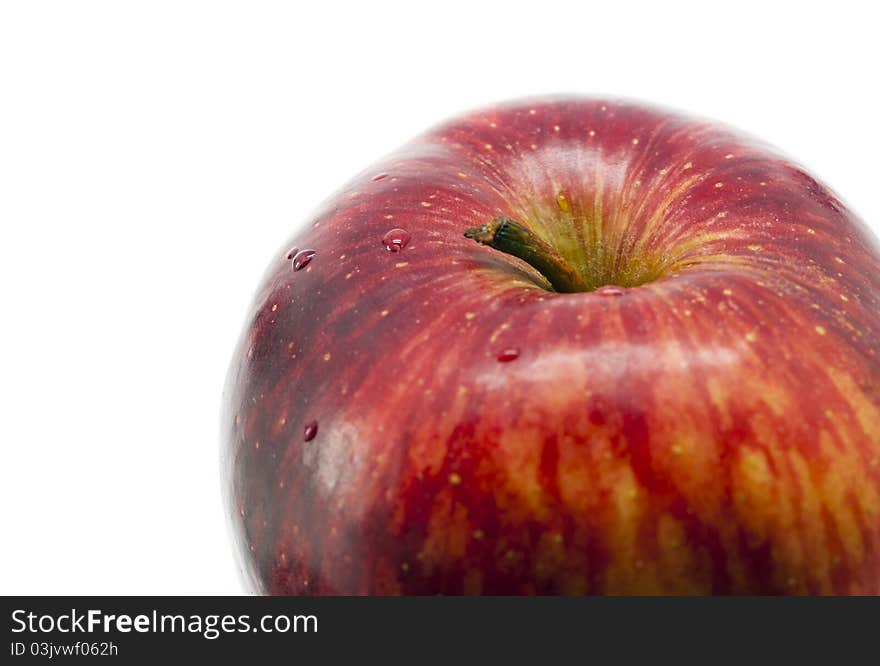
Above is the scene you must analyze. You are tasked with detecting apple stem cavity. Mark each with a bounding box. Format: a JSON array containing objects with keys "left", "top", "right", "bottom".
[{"left": 464, "top": 216, "right": 588, "bottom": 293}]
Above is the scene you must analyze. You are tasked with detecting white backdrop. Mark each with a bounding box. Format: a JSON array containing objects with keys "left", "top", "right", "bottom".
[{"left": 1, "top": 1, "right": 877, "bottom": 594}]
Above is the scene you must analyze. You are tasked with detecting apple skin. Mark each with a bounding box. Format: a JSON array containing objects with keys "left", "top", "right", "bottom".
[{"left": 222, "top": 97, "right": 880, "bottom": 594}]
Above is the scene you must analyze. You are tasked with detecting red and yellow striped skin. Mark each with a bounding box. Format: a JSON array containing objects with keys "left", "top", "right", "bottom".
[{"left": 222, "top": 98, "right": 880, "bottom": 594}]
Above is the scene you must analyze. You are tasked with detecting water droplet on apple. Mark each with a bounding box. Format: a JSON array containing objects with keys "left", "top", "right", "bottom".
[
  {"left": 286, "top": 246, "right": 299, "bottom": 260},
  {"left": 303, "top": 420, "right": 318, "bottom": 442},
  {"left": 595, "top": 285, "right": 625, "bottom": 297},
  {"left": 292, "top": 249, "right": 316, "bottom": 271},
  {"left": 497, "top": 348, "right": 520, "bottom": 362},
  {"left": 382, "top": 228, "right": 411, "bottom": 252},
  {"left": 556, "top": 190, "right": 571, "bottom": 213},
  {"left": 371, "top": 173, "right": 389, "bottom": 181}
]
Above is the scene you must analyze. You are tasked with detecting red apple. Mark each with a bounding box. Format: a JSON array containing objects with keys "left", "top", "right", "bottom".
[{"left": 222, "top": 97, "right": 880, "bottom": 594}]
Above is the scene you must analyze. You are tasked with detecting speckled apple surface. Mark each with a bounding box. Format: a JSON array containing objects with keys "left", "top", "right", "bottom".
[{"left": 222, "top": 97, "right": 880, "bottom": 594}]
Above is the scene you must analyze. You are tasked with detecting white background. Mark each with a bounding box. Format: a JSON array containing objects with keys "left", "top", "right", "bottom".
[{"left": 0, "top": 1, "right": 877, "bottom": 594}]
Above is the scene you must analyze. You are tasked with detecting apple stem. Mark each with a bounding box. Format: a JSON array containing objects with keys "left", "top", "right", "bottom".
[{"left": 464, "top": 216, "right": 587, "bottom": 293}]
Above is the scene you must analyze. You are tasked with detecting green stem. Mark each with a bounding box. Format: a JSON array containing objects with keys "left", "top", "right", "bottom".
[{"left": 464, "top": 216, "right": 586, "bottom": 293}]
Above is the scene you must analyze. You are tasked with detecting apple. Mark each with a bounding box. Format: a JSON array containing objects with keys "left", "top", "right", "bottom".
[{"left": 222, "top": 97, "right": 880, "bottom": 594}]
